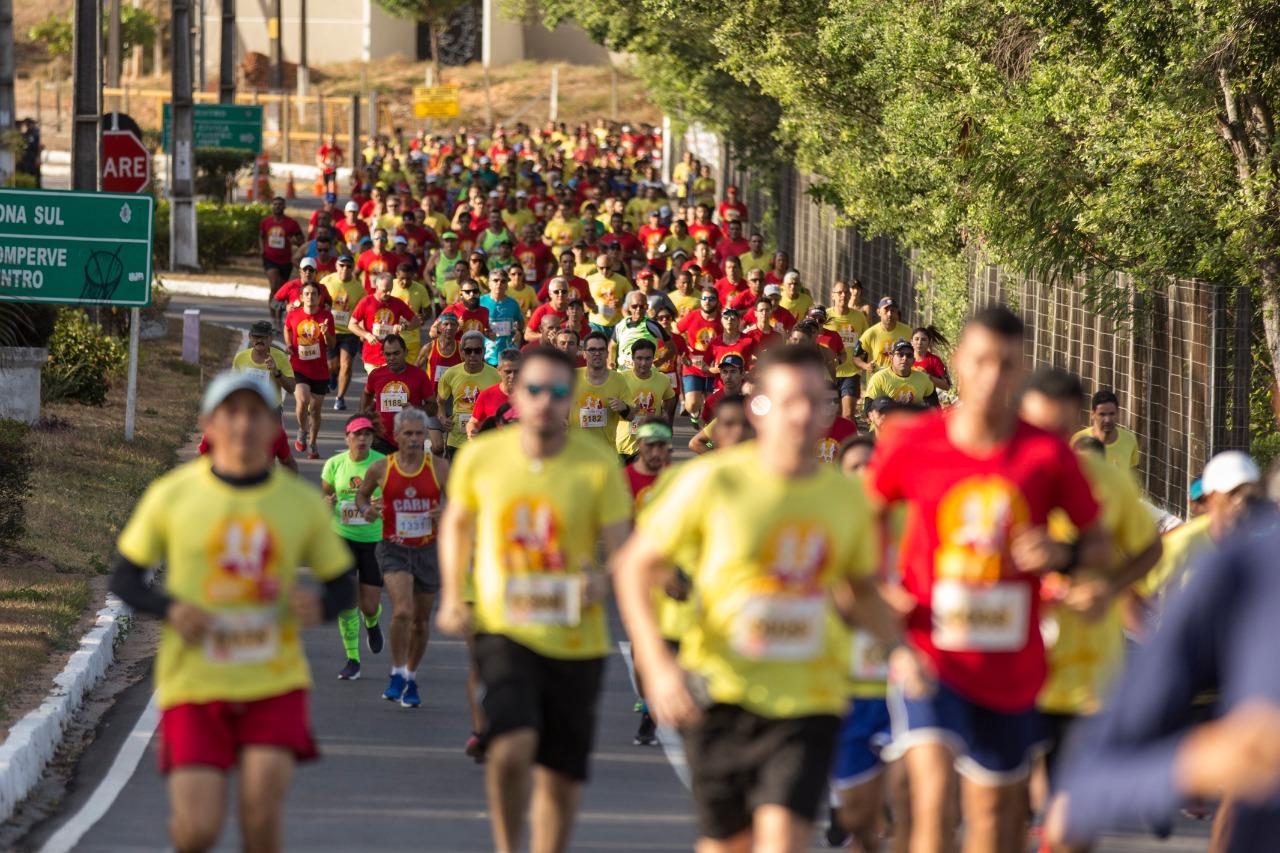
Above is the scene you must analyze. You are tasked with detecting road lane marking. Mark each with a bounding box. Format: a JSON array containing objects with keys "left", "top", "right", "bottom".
[
  {"left": 618, "top": 641, "right": 690, "bottom": 789},
  {"left": 38, "top": 693, "right": 159, "bottom": 853}
]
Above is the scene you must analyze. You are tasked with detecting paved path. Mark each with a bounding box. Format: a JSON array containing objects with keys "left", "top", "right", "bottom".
[{"left": 12, "top": 294, "right": 1210, "bottom": 852}]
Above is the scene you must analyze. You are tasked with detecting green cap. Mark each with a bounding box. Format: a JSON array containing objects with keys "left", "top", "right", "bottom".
[
  {"left": 441, "top": 231, "right": 458, "bottom": 240},
  {"left": 635, "top": 421, "right": 673, "bottom": 444}
]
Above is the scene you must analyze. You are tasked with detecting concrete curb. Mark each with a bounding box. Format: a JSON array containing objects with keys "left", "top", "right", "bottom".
[
  {"left": 0, "top": 597, "right": 128, "bottom": 824},
  {"left": 159, "top": 275, "right": 269, "bottom": 301}
]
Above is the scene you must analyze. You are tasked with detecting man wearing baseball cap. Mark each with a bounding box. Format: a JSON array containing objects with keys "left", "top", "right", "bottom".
[
  {"left": 109, "top": 371, "right": 353, "bottom": 852},
  {"left": 321, "top": 415, "right": 388, "bottom": 681},
  {"left": 272, "top": 257, "right": 331, "bottom": 328},
  {"left": 322, "top": 253, "right": 366, "bottom": 409},
  {"left": 337, "top": 201, "right": 370, "bottom": 256},
  {"left": 862, "top": 337, "right": 938, "bottom": 415},
  {"left": 232, "top": 320, "right": 296, "bottom": 406},
  {"left": 430, "top": 231, "right": 465, "bottom": 296},
  {"left": 854, "top": 296, "right": 908, "bottom": 373}
]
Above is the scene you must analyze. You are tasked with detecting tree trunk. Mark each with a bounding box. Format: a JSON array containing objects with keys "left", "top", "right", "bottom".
[
  {"left": 428, "top": 18, "right": 441, "bottom": 87},
  {"left": 1259, "top": 259, "right": 1280, "bottom": 382}
]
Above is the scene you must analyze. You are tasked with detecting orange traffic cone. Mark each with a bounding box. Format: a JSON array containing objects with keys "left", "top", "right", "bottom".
[{"left": 285, "top": 173, "right": 297, "bottom": 199}]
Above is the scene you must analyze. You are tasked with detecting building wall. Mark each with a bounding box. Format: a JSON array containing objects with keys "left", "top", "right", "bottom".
[{"left": 520, "top": 21, "right": 611, "bottom": 65}]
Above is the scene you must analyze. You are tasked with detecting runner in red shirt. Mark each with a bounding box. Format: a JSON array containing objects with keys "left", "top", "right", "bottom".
[
  {"left": 440, "top": 281, "right": 491, "bottom": 337},
  {"left": 863, "top": 305, "right": 1108, "bottom": 852},
  {"left": 730, "top": 268, "right": 767, "bottom": 312},
  {"left": 360, "top": 334, "right": 434, "bottom": 453},
  {"left": 714, "top": 218, "right": 751, "bottom": 266},
  {"left": 814, "top": 383, "right": 858, "bottom": 464},
  {"left": 259, "top": 197, "right": 303, "bottom": 299},
  {"left": 707, "top": 308, "right": 757, "bottom": 373},
  {"left": 743, "top": 287, "right": 796, "bottom": 335},
  {"left": 513, "top": 224, "right": 553, "bottom": 286},
  {"left": 623, "top": 418, "right": 672, "bottom": 501},
  {"left": 911, "top": 325, "right": 953, "bottom": 393},
  {"left": 698, "top": 353, "right": 746, "bottom": 422},
  {"left": 675, "top": 286, "right": 722, "bottom": 426},
  {"left": 273, "top": 259, "right": 332, "bottom": 313},
  {"left": 637, "top": 209, "right": 668, "bottom": 256},
  {"left": 538, "top": 250, "right": 595, "bottom": 311},
  {"left": 316, "top": 135, "right": 344, "bottom": 194},
  {"left": 716, "top": 187, "right": 748, "bottom": 233},
  {"left": 466, "top": 348, "right": 520, "bottom": 438},
  {"left": 348, "top": 273, "right": 419, "bottom": 372},
  {"left": 335, "top": 202, "right": 371, "bottom": 255},
  {"left": 421, "top": 313, "right": 463, "bottom": 384},
  {"left": 525, "top": 280, "right": 571, "bottom": 342},
  {"left": 356, "top": 229, "right": 407, "bottom": 294},
  {"left": 687, "top": 204, "right": 718, "bottom": 245},
  {"left": 805, "top": 306, "right": 847, "bottom": 374},
  {"left": 714, "top": 255, "right": 750, "bottom": 307},
  {"left": 283, "top": 282, "right": 337, "bottom": 458}
]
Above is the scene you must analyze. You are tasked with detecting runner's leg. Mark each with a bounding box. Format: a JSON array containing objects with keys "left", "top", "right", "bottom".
[
  {"left": 486, "top": 728, "right": 538, "bottom": 853},
  {"left": 904, "top": 743, "right": 960, "bottom": 853},
  {"left": 385, "top": 571, "right": 414, "bottom": 670},
  {"left": 835, "top": 775, "right": 886, "bottom": 851},
  {"left": 751, "top": 803, "right": 813, "bottom": 853},
  {"left": 360, "top": 583, "right": 382, "bottom": 620},
  {"left": 694, "top": 835, "right": 751, "bottom": 853},
  {"left": 338, "top": 349, "right": 354, "bottom": 400},
  {"left": 529, "top": 766, "right": 582, "bottom": 853},
  {"left": 889, "top": 760, "right": 913, "bottom": 853},
  {"left": 237, "top": 745, "right": 295, "bottom": 853},
  {"left": 960, "top": 776, "right": 1028, "bottom": 853},
  {"left": 307, "top": 393, "right": 324, "bottom": 449},
  {"left": 168, "top": 767, "right": 228, "bottom": 851},
  {"left": 293, "top": 385, "right": 311, "bottom": 449},
  {"left": 408, "top": 591, "right": 436, "bottom": 671}
]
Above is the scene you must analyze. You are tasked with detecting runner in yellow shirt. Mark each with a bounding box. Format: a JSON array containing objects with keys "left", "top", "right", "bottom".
[
  {"left": 108, "top": 371, "right": 352, "bottom": 853},
  {"left": 862, "top": 339, "right": 939, "bottom": 414},
  {"left": 572, "top": 331, "right": 632, "bottom": 449},
  {"left": 390, "top": 261, "right": 435, "bottom": 366},
  {"left": 853, "top": 297, "right": 910, "bottom": 373},
  {"left": 614, "top": 344, "right": 898, "bottom": 853},
  {"left": 825, "top": 279, "right": 870, "bottom": 421},
  {"left": 1071, "top": 389, "right": 1140, "bottom": 470},
  {"left": 616, "top": 338, "right": 676, "bottom": 457},
  {"left": 232, "top": 320, "right": 296, "bottom": 405},
  {"left": 322, "top": 254, "right": 366, "bottom": 410},
  {"left": 586, "top": 254, "right": 632, "bottom": 330},
  {"left": 437, "top": 331, "right": 501, "bottom": 455},
  {"left": 437, "top": 345, "right": 632, "bottom": 853}
]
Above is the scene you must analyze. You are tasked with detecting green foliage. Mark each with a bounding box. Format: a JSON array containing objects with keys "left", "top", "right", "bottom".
[
  {"left": 0, "top": 303, "right": 58, "bottom": 349},
  {"left": 0, "top": 420, "right": 32, "bottom": 547},
  {"left": 153, "top": 202, "right": 270, "bottom": 270},
  {"left": 43, "top": 309, "right": 129, "bottom": 407},
  {"left": 194, "top": 148, "right": 257, "bottom": 203},
  {"left": 27, "top": 15, "right": 73, "bottom": 59},
  {"left": 373, "top": 0, "right": 471, "bottom": 23},
  {"left": 26, "top": 8, "right": 157, "bottom": 61}
]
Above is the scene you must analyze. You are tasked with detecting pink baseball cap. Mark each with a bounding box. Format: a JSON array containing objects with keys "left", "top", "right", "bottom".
[{"left": 345, "top": 416, "right": 376, "bottom": 434}]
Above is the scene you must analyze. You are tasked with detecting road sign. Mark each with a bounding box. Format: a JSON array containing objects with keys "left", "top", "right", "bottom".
[
  {"left": 101, "top": 130, "right": 151, "bottom": 193},
  {"left": 0, "top": 188, "right": 154, "bottom": 307},
  {"left": 413, "top": 85, "right": 460, "bottom": 119},
  {"left": 162, "top": 103, "right": 264, "bottom": 152}
]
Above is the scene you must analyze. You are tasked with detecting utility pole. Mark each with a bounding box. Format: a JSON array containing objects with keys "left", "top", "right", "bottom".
[
  {"left": 196, "top": 0, "right": 206, "bottom": 92},
  {"left": 268, "top": 0, "right": 282, "bottom": 90},
  {"left": 71, "top": 0, "right": 101, "bottom": 191},
  {"left": 297, "top": 0, "right": 308, "bottom": 122},
  {"left": 219, "top": 0, "right": 235, "bottom": 103},
  {"left": 106, "top": 0, "right": 121, "bottom": 108},
  {"left": 170, "top": 0, "right": 198, "bottom": 270},
  {"left": 0, "top": 0, "right": 14, "bottom": 185},
  {"left": 152, "top": 0, "right": 163, "bottom": 77}
]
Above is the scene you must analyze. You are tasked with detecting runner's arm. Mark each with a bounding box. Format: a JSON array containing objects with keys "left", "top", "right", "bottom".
[
  {"left": 108, "top": 551, "right": 172, "bottom": 617},
  {"left": 436, "top": 502, "right": 476, "bottom": 634},
  {"left": 688, "top": 424, "right": 713, "bottom": 454},
  {"left": 347, "top": 315, "right": 370, "bottom": 343},
  {"left": 355, "top": 459, "right": 386, "bottom": 520}
]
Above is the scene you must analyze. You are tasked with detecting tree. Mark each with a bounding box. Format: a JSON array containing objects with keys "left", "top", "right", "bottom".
[
  {"left": 27, "top": 8, "right": 156, "bottom": 79},
  {"left": 374, "top": 0, "right": 472, "bottom": 84}
]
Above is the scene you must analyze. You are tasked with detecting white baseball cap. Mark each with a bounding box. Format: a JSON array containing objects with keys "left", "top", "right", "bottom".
[
  {"left": 344, "top": 201, "right": 359, "bottom": 213},
  {"left": 201, "top": 371, "right": 276, "bottom": 416},
  {"left": 299, "top": 257, "right": 317, "bottom": 270},
  {"left": 1201, "top": 450, "right": 1261, "bottom": 495}
]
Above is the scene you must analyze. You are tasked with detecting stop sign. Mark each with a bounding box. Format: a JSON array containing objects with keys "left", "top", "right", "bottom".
[{"left": 101, "top": 130, "right": 151, "bottom": 193}]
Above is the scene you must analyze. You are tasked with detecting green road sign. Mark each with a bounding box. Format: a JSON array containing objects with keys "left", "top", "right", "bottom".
[
  {"left": 162, "top": 103, "right": 264, "bottom": 152},
  {"left": 0, "top": 188, "right": 154, "bottom": 307}
]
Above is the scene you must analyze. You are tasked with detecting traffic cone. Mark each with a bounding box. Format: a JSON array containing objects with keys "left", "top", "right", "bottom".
[{"left": 285, "top": 173, "right": 297, "bottom": 199}]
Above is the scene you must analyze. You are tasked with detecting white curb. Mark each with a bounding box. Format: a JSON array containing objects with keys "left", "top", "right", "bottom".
[
  {"left": 0, "top": 596, "right": 128, "bottom": 824},
  {"left": 160, "top": 275, "right": 270, "bottom": 301}
]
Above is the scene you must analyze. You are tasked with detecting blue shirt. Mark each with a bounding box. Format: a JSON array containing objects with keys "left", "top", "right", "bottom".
[
  {"left": 1061, "top": 509, "right": 1280, "bottom": 850},
  {"left": 479, "top": 294, "right": 523, "bottom": 365}
]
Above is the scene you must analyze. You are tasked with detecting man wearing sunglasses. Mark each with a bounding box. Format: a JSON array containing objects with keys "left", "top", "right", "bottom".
[
  {"left": 440, "top": 279, "right": 492, "bottom": 339},
  {"left": 438, "top": 345, "right": 632, "bottom": 853},
  {"left": 573, "top": 330, "right": 632, "bottom": 451},
  {"left": 437, "top": 331, "right": 501, "bottom": 458},
  {"left": 525, "top": 278, "right": 572, "bottom": 344},
  {"left": 676, "top": 287, "right": 723, "bottom": 428}
]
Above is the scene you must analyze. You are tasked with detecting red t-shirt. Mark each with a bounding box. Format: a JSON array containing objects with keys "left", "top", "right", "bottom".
[
  {"left": 688, "top": 222, "right": 718, "bottom": 245},
  {"left": 676, "top": 311, "right": 721, "bottom": 378},
  {"left": 624, "top": 463, "right": 661, "bottom": 504},
  {"left": 864, "top": 411, "right": 1100, "bottom": 712},
  {"left": 400, "top": 224, "right": 438, "bottom": 261},
  {"left": 317, "top": 144, "right": 343, "bottom": 171},
  {"left": 274, "top": 278, "right": 334, "bottom": 311},
  {"left": 335, "top": 218, "right": 370, "bottom": 251},
  {"left": 715, "top": 238, "right": 751, "bottom": 265},
  {"left": 730, "top": 288, "right": 764, "bottom": 312},
  {"left": 349, "top": 295, "right": 416, "bottom": 367},
  {"left": 915, "top": 353, "right": 948, "bottom": 379},
  {"left": 637, "top": 224, "right": 668, "bottom": 253},
  {"left": 601, "top": 230, "right": 642, "bottom": 258},
  {"left": 260, "top": 215, "right": 302, "bottom": 265},
  {"left": 285, "top": 307, "right": 336, "bottom": 381},
  {"left": 815, "top": 416, "right": 858, "bottom": 464},
  {"left": 717, "top": 200, "right": 748, "bottom": 224},
  {"left": 538, "top": 274, "right": 591, "bottom": 304},
  {"left": 513, "top": 242, "right": 553, "bottom": 283},
  {"left": 364, "top": 364, "right": 434, "bottom": 446},
  {"left": 683, "top": 257, "right": 723, "bottom": 281},
  {"left": 743, "top": 306, "right": 796, "bottom": 334},
  {"left": 470, "top": 383, "right": 512, "bottom": 426},
  {"left": 708, "top": 334, "right": 757, "bottom": 370},
  {"left": 441, "top": 303, "right": 491, "bottom": 337},
  {"left": 198, "top": 424, "right": 291, "bottom": 463},
  {"left": 715, "top": 277, "right": 750, "bottom": 307},
  {"left": 815, "top": 328, "right": 846, "bottom": 362},
  {"left": 526, "top": 304, "right": 567, "bottom": 336},
  {"left": 356, "top": 249, "right": 407, "bottom": 294}
]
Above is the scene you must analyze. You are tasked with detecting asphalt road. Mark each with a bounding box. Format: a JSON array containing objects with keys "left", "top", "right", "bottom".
[{"left": 11, "top": 293, "right": 1211, "bottom": 852}]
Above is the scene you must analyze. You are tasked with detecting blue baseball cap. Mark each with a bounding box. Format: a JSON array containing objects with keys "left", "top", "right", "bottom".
[{"left": 324, "top": 192, "right": 337, "bottom": 203}]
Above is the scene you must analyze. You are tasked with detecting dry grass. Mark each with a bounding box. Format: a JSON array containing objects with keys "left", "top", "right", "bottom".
[{"left": 0, "top": 320, "right": 235, "bottom": 731}]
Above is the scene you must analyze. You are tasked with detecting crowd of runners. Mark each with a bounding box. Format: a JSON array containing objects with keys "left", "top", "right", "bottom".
[{"left": 104, "top": 120, "right": 1280, "bottom": 853}]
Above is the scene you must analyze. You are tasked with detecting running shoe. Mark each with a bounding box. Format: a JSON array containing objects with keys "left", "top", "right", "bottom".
[
  {"left": 337, "top": 659, "right": 361, "bottom": 680},
  {"left": 307, "top": 447, "right": 320, "bottom": 460},
  {"left": 293, "top": 437, "right": 306, "bottom": 452},
  {"left": 328, "top": 377, "right": 338, "bottom": 392},
  {"left": 465, "top": 732, "right": 487, "bottom": 763},
  {"left": 334, "top": 396, "right": 347, "bottom": 411},
  {"left": 382, "top": 672, "right": 406, "bottom": 702},
  {"left": 633, "top": 711, "right": 658, "bottom": 746},
  {"left": 366, "top": 620, "right": 384, "bottom": 654},
  {"left": 824, "top": 805, "right": 850, "bottom": 848},
  {"left": 400, "top": 679, "right": 422, "bottom": 708}
]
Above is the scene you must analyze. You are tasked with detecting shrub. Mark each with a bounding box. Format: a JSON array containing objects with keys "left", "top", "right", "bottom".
[
  {"left": 0, "top": 303, "right": 58, "bottom": 348},
  {"left": 195, "top": 148, "right": 257, "bottom": 204},
  {"left": 42, "top": 309, "right": 129, "bottom": 406},
  {"left": 0, "top": 419, "right": 32, "bottom": 546},
  {"left": 154, "top": 201, "right": 269, "bottom": 270}
]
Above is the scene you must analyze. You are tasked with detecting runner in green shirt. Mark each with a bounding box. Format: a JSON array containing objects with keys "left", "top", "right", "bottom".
[{"left": 320, "top": 415, "right": 387, "bottom": 680}]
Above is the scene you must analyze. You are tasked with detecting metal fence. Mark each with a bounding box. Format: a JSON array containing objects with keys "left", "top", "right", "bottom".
[{"left": 713, "top": 143, "right": 1252, "bottom": 517}]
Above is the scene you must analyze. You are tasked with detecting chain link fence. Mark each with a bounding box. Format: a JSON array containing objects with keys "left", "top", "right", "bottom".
[{"left": 699, "top": 134, "right": 1252, "bottom": 517}]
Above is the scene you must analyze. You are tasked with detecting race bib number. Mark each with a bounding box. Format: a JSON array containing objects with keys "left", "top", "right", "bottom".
[
  {"left": 372, "top": 322, "right": 394, "bottom": 338},
  {"left": 267, "top": 233, "right": 286, "bottom": 250},
  {"left": 505, "top": 574, "right": 582, "bottom": 626},
  {"left": 628, "top": 418, "right": 641, "bottom": 435},
  {"left": 298, "top": 342, "right": 321, "bottom": 360},
  {"left": 380, "top": 388, "right": 408, "bottom": 411},
  {"left": 931, "top": 580, "right": 1030, "bottom": 652},
  {"left": 600, "top": 303, "right": 616, "bottom": 319},
  {"left": 579, "top": 406, "right": 606, "bottom": 429},
  {"left": 690, "top": 354, "right": 705, "bottom": 368},
  {"left": 204, "top": 609, "right": 279, "bottom": 664},
  {"left": 332, "top": 310, "right": 351, "bottom": 327},
  {"left": 339, "top": 501, "right": 367, "bottom": 525},
  {"left": 492, "top": 320, "right": 512, "bottom": 337},
  {"left": 849, "top": 630, "right": 891, "bottom": 681},
  {"left": 457, "top": 412, "right": 471, "bottom": 430},
  {"left": 524, "top": 267, "right": 537, "bottom": 282},
  {"left": 730, "top": 595, "right": 825, "bottom": 661},
  {"left": 396, "top": 511, "right": 432, "bottom": 540}
]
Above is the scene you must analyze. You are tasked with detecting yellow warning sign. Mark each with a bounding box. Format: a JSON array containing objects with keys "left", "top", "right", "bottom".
[{"left": 412, "top": 85, "right": 460, "bottom": 119}]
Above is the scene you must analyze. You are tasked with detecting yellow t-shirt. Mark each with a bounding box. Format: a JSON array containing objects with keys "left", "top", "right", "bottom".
[
  {"left": 1039, "top": 457, "right": 1158, "bottom": 714},
  {"left": 639, "top": 442, "right": 880, "bottom": 718},
  {"left": 422, "top": 211, "right": 450, "bottom": 236},
  {"left": 778, "top": 291, "right": 812, "bottom": 319},
  {"left": 1135, "top": 513, "right": 1213, "bottom": 600},
  {"left": 839, "top": 495, "right": 906, "bottom": 700},
  {"left": 508, "top": 282, "right": 538, "bottom": 317},
  {"left": 825, "top": 310, "right": 870, "bottom": 378},
  {"left": 321, "top": 273, "right": 365, "bottom": 335},
  {"left": 390, "top": 279, "right": 432, "bottom": 363},
  {"left": 615, "top": 370, "right": 676, "bottom": 455},
  {"left": 571, "top": 367, "right": 631, "bottom": 446},
  {"left": 116, "top": 459, "right": 351, "bottom": 709},
  {"left": 448, "top": 428, "right": 632, "bottom": 659},
  {"left": 502, "top": 207, "right": 535, "bottom": 233},
  {"left": 858, "top": 321, "right": 909, "bottom": 371},
  {"left": 232, "top": 347, "right": 293, "bottom": 404},
  {"left": 574, "top": 261, "right": 600, "bottom": 279},
  {"left": 669, "top": 290, "right": 701, "bottom": 318},
  {"left": 664, "top": 233, "right": 696, "bottom": 258},
  {"left": 587, "top": 273, "right": 632, "bottom": 328},
  {"left": 737, "top": 251, "right": 772, "bottom": 275},
  {"left": 438, "top": 363, "right": 501, "bottom": 448},
  {"left": 635, "top": 465, "right": 696, "bottom": 641},
  {"left": 863, "top": 367, "right": 936, "bottom": 406},
  {"left": 543, "top": 218, "right": 582, "bottom": 250},
  {"left": 1071, "top": 426, "right": 1140, "bottom": 470}
]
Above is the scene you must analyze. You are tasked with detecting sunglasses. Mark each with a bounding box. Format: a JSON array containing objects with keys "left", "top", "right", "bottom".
[
  {"left": 460, "top": 290, "right": 479, "bottom": 296},
  {"left": 525, "top": 382, "right": 571, "bottom": 400},
  {"left": 549, "top": 289, "right": 567, "bottom": 295},
  {"left": 700, "top": 296, "right": 718, "bottom": 302},
  {"left": 584, "top": 347, "right": 607, "bottom": 354},
  {"left": 462, "top": 346, "right": 484, "bottom": 355}
]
